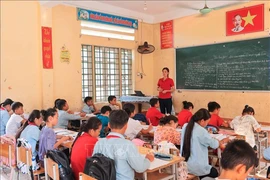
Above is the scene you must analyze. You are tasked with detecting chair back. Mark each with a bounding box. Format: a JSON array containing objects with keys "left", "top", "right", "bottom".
[
  {"left": 44, "top": 156, "right": 59, "bottom": 180},
  {"left": 0, "top": 141, "right": 15, "bottom": 166},
  {"left": 79, "top": 172, "right": 96, "bottom": 180},
  {"left": 16, "top": 146, "right": 32, "bottom": 166}
]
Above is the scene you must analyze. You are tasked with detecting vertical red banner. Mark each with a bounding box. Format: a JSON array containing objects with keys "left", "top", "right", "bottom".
[
  {"left": 160, "top": 20, "right": 174, "bottom": 49},
  {"left": 42, "top": 27, "right": 53, "bottom": 69},
  {"left": 226, "top": 4, "right": 264, "bottom": 36}
]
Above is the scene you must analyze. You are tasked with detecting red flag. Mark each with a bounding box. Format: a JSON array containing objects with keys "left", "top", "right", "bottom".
[{"left": 226, "top": 4, "right": 264, "bottom": 36}]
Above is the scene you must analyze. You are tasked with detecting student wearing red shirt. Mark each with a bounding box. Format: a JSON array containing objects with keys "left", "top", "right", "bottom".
[
  {"left": 146, "top": 98, "right": 164, "bottom": 126},
  {"left": 208, "top": 101, "right": 229, "bottom": 127},
  {"left": 157, "top": 67, "right": 175, "bottom": 114},
  {"left": 70, "top": 117, "right": 102, "bottom": 180},
  {"left": 178, "top": 101, "right": 194, "bottom": 127}
]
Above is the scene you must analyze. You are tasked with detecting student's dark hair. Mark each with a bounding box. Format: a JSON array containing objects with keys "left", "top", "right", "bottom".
[
  {"left": 41, "top": 108, "right": 57, "bottom": 122},
  {"left": 162, "top": 67, "right": 169, "bottom": 72},
  {"left": 242, "top": 105, "right": 255, "bottom": 115},
  {"left": 11, "top": 102, "right": 23, "bottom": 112},
  {"left": 108, "top": 95, "right": 116, "bottom": 103},
  {"left": 15, "top": 110, "right": 41, "bottom": 140},
  {"left": 183, "top": 101, "right": 194, "bottom": 109},
  {"left": 109, "top": 110, "right": 129, "bottom": 129},
  {"left": 0, "top": 98, "right": 14, "bottom": 107},
  {"left": 71, "top": 117, "right": 102, "bottom": 149},
  {"left": 182, "top": 108, "right": 211, "bottom": 161},
  {"left": 208, "top": 101, "right": 221, "bottom": 112},
  {"left": 54, "top": 98, "right": 61, "bottom": 109},
  {"left": 101, "top": 106, "right": 112, "bottom": 114},
  {"left": 150, "top": 98, "right": 159, "bottom": 107},
  {"left": 123, "top": 103, "right": 135, "bottom": 116},
  {"left": 159, "top": 115, "right": 178, "bottom": 126},
  {"left": 56, "top": 99, "right": 67, "bottom": 110},
  {"left": 84, "top": 96, "right": 93, "bottom": 104},
  {"left": 221, "top": 140, "right": 258, "bottom": 171}
]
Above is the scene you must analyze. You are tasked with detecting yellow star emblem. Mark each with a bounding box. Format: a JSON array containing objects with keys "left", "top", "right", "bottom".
[{"left": 242, "top": 11, "right": 257, "bottom": 26}]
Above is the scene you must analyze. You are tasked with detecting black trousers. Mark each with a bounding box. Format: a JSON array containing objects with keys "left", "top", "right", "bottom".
[
  {"left": 199, "top": 167, "right": 219, "bottom": 179},
  {"left": 159, "top": 98, "right": 172, "bottom": 114}
]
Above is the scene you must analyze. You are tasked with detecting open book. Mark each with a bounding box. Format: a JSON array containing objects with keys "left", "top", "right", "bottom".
[{"left": 210, "top": 134, "right": 236, "bottom": 141}]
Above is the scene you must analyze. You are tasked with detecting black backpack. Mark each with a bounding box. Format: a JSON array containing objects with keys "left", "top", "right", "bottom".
[
  {"left": 46, "top": 150, "right": 74, "bottom": 180},
  {"left": 83, "top": 153, "right": 116, "bottom": 180}
]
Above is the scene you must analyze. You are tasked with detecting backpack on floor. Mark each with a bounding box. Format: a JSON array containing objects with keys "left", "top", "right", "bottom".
[
  {"left": 84, "top": 153, "right": 116, "bottom": 180},
  {"left": 46, "top": 150, "right": 74, "bottom": 180}
]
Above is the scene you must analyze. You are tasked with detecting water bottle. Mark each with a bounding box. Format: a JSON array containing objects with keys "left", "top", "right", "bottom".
[
  {"left": 59, "top": 164, "right": 66, "bottom": 178},
  {"left": 32, "top": 156, "right": 37, "bottom": 170}
]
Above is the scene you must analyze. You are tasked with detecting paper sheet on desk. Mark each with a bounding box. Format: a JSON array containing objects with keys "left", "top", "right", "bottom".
[
  {"left": 86, "top": 114, "right": 96, "bottom": 117},
  {"left": 262, "top": 126, "right": 270, "bottom": 131},
  {"left": 210, "top": 134, "right": 236, "bottom": 141},
  {"left": 144, "top": 155, "right": 170, "bottom": 170}
]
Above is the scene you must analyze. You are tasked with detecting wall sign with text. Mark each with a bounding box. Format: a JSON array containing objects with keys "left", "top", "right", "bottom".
[
  {"left": 226, "top": 4, "right": 264, "bottom": 36},
  {"left": 160, "top": 20, "right": 174, "bottom": 49},
  {"left": 42, "top": 27, "right": 53, "bottom": 69},
  {"left": 77, "top": 8, "right": 138, "bottom": 29}
]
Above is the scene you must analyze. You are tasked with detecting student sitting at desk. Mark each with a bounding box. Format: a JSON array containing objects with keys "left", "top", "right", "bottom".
[
  {"left": 124, "top": 103, "right": 152, "bottom": 140},
  {"left": 71, "top": 117, "right": 102, "bottom": 180},
  {"left": 55, "top": 99, "right": 86, "bottom": 129},
  {"left": 181, "top": 108, "right": 229, "bottom": 179},
  {"left": 219, "top": 140, "right": 258, "bottom": 180},
  {"left": 82, "top": 96, "right": 98, "bottom": 114},
  {"left": 154, "top": 115, "right": 180, "bottom": 145},
  {"left": 146, "top": 98, "right": 164, "bottom": 126},
  {"left": 93, "top": 110, "right": 154, "bottom": 180},
  {"left": 96, "top": 106, "right": 112, "bottom": 138},
  {"left": 178, "top": 101, "right": 194, "bottom": 127},
  {"left": 108, "top": 95, "right": 121, "bottom": 110},
  {"left": 230, "top": 105, "right": 261, "bottom": 149},
  {"left": 6, "top": 102, "right": 27, "bottom": 136},
  {"left": 39, "top": 108, "right": 72, "bottom": 166},
  {"left": 0, "top": 98, "right": 14, "bottom": 135},
  {"left": 208, "top": 101, "right": 229, "bottom": 127}
]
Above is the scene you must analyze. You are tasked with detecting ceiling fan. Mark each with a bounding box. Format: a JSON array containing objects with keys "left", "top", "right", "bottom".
[{"left": 176, "top": 0, "right": 247, "bottom": 15}]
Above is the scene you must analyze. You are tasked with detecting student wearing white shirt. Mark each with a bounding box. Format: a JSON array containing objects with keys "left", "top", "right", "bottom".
[
  {"left": 108, "top": 95, "right": 121, "bottom": 110},
  {"left": 230, "top": 105, "right": 261, "bottom": 149},
  {"left": 6, "top": 102, "right": 26, "bottom": 136},
  {"left": 123, "top": 103, "right": 152, "bottom": 140}
]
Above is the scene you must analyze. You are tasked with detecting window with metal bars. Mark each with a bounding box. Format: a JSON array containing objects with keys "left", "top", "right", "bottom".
[
  {"left": 81, "top": 45, "right": 132, "bottom": 102},
  {"left": 81, "top": 45, "right": 93, "bottom": 99}
]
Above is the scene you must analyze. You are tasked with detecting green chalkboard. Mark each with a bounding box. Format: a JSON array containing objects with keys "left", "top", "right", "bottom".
[{"left": 176, "top": 37, "right": 270, "bottom": 90}]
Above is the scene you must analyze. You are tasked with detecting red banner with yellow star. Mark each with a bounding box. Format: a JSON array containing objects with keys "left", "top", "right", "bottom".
[{"left": 226, "top": 4, "right": 264, "bottom": 36}]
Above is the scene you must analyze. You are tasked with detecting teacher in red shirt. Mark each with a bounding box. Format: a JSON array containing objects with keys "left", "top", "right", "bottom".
[{"left": 157, "top": 67, "right": 175, "bottom": 114}]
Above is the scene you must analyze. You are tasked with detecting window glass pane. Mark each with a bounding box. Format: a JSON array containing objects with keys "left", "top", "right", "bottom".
[{"left": 81, "top": 45, "right": 93, "bottom": 100}]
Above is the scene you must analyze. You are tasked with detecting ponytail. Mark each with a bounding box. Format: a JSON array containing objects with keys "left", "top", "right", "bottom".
[
  {"left": 41, "top": 108, "right": 57, "bottom": 122},
  {"left": 242, "top": 105, "right": 255, "bottom": 115},
  {"left": 182, "top": 108, "right": 211, "bottom": 161},
  {"left": 182, "top": 101, "right": 194, "bottom": 109},
  {"left": 15, "top": 109, "right": 41, "bottom": 140}
]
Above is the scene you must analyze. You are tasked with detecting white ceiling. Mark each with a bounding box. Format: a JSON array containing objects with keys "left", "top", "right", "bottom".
[{"left": 40, "top": 0, "right": 249, "bottom": 23}]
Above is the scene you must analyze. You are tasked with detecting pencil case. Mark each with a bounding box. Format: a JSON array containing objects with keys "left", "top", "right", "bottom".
[{"left": 154, "top": 152, "right": 173, "bottom": 161}]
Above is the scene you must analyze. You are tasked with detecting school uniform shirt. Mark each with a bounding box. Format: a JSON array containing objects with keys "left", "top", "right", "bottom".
[
  {"left": 55, "top": 110, "right": 81, "bottom": 129},
  {"left": 38, "top": 126, "right": 56, "bottom": 162},
  {"left": 157, "top": 78, "right": 174, "bottom": 99},
  {"left": 96, "top": 114, "right": 110, "bottom": 138},
  {"left": 6, "top": 113, "right": 23, "bottom": 136},
  {"left": 230, "top": 115, "right": 261, "bottom": 147},
  {"left": 109, "top": 104, "right": 120, "bottom": 110},
  {"left": 178, "top": 109, "right": 192, "bottom": 127},
  {"left": 180, "top": 123, "right": 219, "bottom": 176},
  {"left": 124, "top": 118, "right": 143, "bottom": 140},
  {"left": 154, "top": 126, "right": 180, "bottom": 145},
  {"left": 0, "top": 108, "right": 11, "bottom": 135},
  {"left": 20, "top": 125, "right": 40, "bottom": 157},
  {"left": 146, "top": 107, "right": 163, "bottom": 126},
  {"left": 71, "top": 133, "right": 98, "bottom": 180},
  {"left": 82, "top": 104, "right": 95, "bottom": 114},
  {"left": 208, "top": 114, "right": 224, "bottom": 127},
  {"left": 263, "top": 147, "right": 270, "bottom": 160},
  {"left": 93, "top": 132, "right": 150, "bottom": 180}
]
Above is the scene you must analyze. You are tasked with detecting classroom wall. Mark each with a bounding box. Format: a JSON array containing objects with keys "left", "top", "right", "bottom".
[
  {"left": 153, "top": 1, "right": 270, "bottom": 122},
  {"left": 0, "top": 1, "right": 42, "bottom": 112}
]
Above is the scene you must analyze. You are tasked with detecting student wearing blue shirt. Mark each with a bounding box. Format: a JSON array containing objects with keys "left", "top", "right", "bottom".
[
  {"left": 93, "top": 110, "right": 154, "bottom": 180},
  {"left": 181, "top": 108, "right": 228, "bottom": 179},
  {"left": 16, "top": 110, "right": 43, "bottom": 158},
  {"left": 82, "top": 96, "right": 98, "bottom": 114},
  {"left": 96, "top": 105, "right": 111, "bottom": 138},
  {"left": 0, "top": 98, "right": 14, "bottom": 135},
  {"left": 55, "top": 99, "right": 86, "bottom": 129}
]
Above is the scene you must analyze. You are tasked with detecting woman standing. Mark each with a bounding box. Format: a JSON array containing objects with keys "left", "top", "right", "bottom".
[{"left": 157, "top": 67, "right": 175, "bottom": 114}]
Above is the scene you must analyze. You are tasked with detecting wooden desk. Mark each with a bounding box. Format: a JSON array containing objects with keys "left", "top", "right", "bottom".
[
  {"left": 54, "top": 129, "right": 78, "bottom": 149},
  {"left": 137, "top": 146, "right": 184, "bottom": 180}
]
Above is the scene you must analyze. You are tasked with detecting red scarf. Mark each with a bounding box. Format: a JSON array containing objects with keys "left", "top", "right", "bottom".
[{"left": 28, "top": 121, "right": 36, "bottom": 126}]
